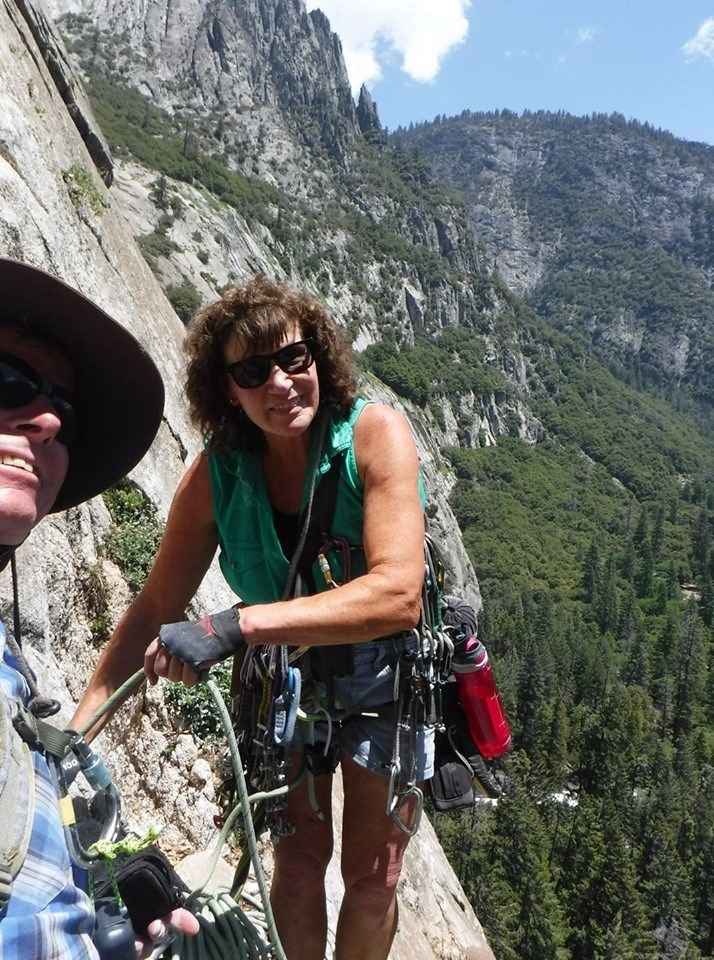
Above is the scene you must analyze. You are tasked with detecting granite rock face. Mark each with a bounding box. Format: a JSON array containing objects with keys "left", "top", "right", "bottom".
[
  {"left": 47, "top": 0, "right": 358, "bottom": 178},
  {"left": 0, "top": 2, "right": 494, "bottom": 957}
]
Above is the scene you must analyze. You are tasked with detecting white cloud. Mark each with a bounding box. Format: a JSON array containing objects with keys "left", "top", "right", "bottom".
[
  {"left": 305, "top": 0, "right": 471, "bottom": 91},
  {"left": 504, "top": 49, "right": 539, "bottom": 60},
  {"left": 576, "top": 27, "right": 598, "bottom": 44},
  {"left": 682, "top": 18, "right": 714, "bottom": 62}
]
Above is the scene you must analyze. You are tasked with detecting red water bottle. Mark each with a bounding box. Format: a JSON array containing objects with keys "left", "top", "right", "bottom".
[{"left": 453, "top": 638, "right": 512, "bottom": 758}]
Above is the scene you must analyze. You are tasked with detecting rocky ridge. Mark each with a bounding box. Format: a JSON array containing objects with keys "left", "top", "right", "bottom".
[
  {"left": 50, "top": 0, "right": 358, "bottom": 182},
  {"left": 396, "top": 111, "right": 714, "bottom": 404}
]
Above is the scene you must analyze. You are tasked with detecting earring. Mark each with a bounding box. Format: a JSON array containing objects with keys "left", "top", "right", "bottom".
[{"left": 228, "top": 398, "right": 239, "bottom": 407}]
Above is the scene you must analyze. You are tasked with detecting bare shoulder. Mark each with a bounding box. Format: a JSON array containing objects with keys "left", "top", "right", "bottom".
[
  {"left": 353, "top": 403, "right": 419, "bottom": 482},
  {"left": 354, "top": 402, "right": 415, "bottom": 444}
]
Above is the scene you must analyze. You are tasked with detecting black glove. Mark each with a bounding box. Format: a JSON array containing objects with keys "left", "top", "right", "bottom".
[
  {"left": 442, "top": 594, "right": 479, "bottom": 667},
  {"left": 159, "top": 607, "right": 245, "bottom": 671},
  {"left": 441, "top": 595, "right": 478, "bottom": 642},
  {"left": 93, "top": 847, "right": 187, "bottom": 936}
]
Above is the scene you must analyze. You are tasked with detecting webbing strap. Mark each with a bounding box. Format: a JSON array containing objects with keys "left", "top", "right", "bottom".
[
  {"left": 0, "top": 694, "right": 36, "bottom": 911},
  {"left": 295, "top": 452, "right": 345, "bottom": 593},
  {"left": 11, "top": 703, "right": 74, "bottom": 759}
]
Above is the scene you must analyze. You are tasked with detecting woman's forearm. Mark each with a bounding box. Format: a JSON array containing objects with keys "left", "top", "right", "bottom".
[
  {"left": 72, "top": 453, "right": 218, "bottom": 736},
  {"left": 70, "top": 600, "right": 170, "bottom": 738},
  {"left": 239, "top": 565, "right": 423, "bottom": 648}
]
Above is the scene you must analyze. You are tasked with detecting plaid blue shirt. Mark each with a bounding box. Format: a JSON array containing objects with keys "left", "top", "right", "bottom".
[{"left": 0, "top": 622, "right": 97, "bottom": 958}]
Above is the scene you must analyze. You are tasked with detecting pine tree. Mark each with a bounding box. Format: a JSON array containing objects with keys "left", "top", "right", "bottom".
[
  {"left": 623, "top": 624, "right": 650, "bottom": 688},
  {"left": 620, "top": 538, "right": 636, "bottom": 583},
  {"left": 651, "top": 612, "right": 682, "bottom": 734},
  {"left": 558, "top": 797, "right": 655, "bottom": 958},
  {"left": 692, "top": 507, "right": 711, "bottom": 570},
  {"left": 672, "top": 604, "right": 706, "bottom": 738},
  {"left": 687, "top": 770, "right": 714, "bottom": 955},
  {"left": 654, "top": 576, "right": 670, "bottom": 615},
  {"left": 651, "top": 503, "right": 666, "bottom": 560},
  {"left": 493, "top": 756, "right": 568, "bottom": 960},
  {"left": 637, "top": 540, "right": 655, "bottom": 598},
  {"left": 516, "top": 634, "right": 552, "bottom": 752},
  {"left": 597, "top": 556, "right": 619, "bottom": 634},
  {"left": 638, "top": 753, "right": 695, "bottom": 939},
  {"left": 583, "top": 538, "right": 603, "bottom": 604},
  {"left": 634, "top": 508, "right": 650, "bottom": 552},
  {"left": 700, "top": 574, "right": 713, "bottom": 627},
  {"left": 666, "top": 561, "right": 681, "bottom": 600}
]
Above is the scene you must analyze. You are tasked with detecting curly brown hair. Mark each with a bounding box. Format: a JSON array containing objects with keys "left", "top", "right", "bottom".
[{"left": 184, "top": 275, "right": 357, "bottom": 451}]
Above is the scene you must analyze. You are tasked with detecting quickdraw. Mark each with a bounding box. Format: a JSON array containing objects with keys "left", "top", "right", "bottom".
[{"left": 382, "top": 534, "right": 453, "bottom": 834}]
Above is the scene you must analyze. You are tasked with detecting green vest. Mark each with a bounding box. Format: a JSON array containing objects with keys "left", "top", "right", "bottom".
[{"left": 208, "top": 399, "right": 372, "bottom": 604}]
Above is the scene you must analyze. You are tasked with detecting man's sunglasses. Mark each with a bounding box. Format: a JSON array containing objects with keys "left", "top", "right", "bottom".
[
  {"left": 226, "top": 339, "right": 315, "bottom": 389},
  {"left": 0, "top": 352, "right": 78, "bottom": 448}
]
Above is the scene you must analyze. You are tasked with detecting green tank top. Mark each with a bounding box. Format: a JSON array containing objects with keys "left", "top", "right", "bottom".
[{"left": 208, "top": 399, "right": 372, "bottom": 604}]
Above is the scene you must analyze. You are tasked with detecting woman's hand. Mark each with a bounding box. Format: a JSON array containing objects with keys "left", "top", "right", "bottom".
[{"left": 145, "top": 636, "right": 201, "bottom": 687}]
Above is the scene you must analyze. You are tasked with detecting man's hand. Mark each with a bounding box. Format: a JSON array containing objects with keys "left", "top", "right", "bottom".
[{"left": 137, "top": 906, "right": 199, "bottom": 958}]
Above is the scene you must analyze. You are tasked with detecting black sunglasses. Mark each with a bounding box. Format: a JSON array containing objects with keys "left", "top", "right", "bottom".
[
  {"left": 0, "top": 352, "right": 78, "bottom": 448},
  {"left": 226, "top": 338, "right": 315, "bottom": 389}
]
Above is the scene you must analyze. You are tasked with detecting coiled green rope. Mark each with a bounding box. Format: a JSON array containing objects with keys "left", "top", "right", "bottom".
[{"left": 78, "top": 668, "right": 288, "bottom": 960}]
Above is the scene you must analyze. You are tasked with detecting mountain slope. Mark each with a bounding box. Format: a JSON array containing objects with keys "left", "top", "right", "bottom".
[{"left": 396, "top": 110, "right": 714, "bottom": 409}]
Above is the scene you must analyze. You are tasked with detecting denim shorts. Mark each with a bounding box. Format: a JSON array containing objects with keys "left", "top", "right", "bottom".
[{"left": 288, "top": 637, "right": 435, "bottom": 782}]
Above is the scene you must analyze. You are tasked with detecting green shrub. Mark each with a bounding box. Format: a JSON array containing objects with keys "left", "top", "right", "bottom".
[
  {"left": 164, "top": 664, "right": 232, "bottom": 740},
  {"left": 62, "top": 164, "right": 105, "bottom": 217},
  {"left": 103, "top": 481, "right": 162, "bottom": 594},
  {"left": 136, "top": 229, "right": 179, "bottom": 272},
  {"left": 165, "top": 282, "right": 202, "bottom": 324}
]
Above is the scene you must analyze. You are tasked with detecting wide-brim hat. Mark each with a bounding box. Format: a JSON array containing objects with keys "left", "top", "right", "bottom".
[{"left": 0, "top": 258, "right": 165, "bottom": 511}]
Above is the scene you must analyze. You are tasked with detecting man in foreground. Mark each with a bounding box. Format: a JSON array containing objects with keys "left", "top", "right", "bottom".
[{"left": 0, "top": 258, "right": 198, "bottom": 957}]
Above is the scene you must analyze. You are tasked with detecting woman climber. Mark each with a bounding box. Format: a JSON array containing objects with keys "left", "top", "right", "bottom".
[{"left": 73, "top": 275, "right": 433, "bottom": 960}]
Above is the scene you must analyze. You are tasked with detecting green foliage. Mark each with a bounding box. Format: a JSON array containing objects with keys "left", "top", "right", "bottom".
[
  {"left": 446, "top": 438, "right": 631, "bottom": 597},
  {"left": 165, "top": 281, "right": 202, "bottom": 324},
  {"left": 85, "top": 72, "right": 286, "bottom": 228},
  {"left": 522, "top": 312, "right": 711, "bottom": 500},
  {"left": 136, "top": 228, "right": 179, "bottom": 272},
  {"left": 439, "top": 460, "right": 713, "bottom": 957},
  {"left": 79, "top": 563, "right": 112, "bottom": 647},
  {"left": 62, "top": 164, "right": 105, "bottom": 217},
  {"left": 363, "top": 328, "right": 506, "bottom": 407},
  {"left": 164, "top": 665, "right": 231, "bottom": 741},
  {"left": 103, "top": 481, "right": 162, "bottom": 594}
]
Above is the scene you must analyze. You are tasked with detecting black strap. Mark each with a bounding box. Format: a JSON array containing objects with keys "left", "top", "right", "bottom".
[
  {"left": 286, "top": 450, "right": 356, "bottom": 681},
  {"left": 295, "top": 452, "right": 345, "bottom": 593}
]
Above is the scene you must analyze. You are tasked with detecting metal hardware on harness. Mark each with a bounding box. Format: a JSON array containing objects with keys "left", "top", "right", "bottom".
[
  {"left": 383, "top": 535, "right": 453, "bottom": 835},
  {"left": 48, "top": 733, "right": 122, "bottom": 870}
]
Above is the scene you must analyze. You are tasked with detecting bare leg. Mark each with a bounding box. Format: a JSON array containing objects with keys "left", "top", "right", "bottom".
[
  {"left": 334, "top": 755, "right": 418, "bottom": 960},
  {"left": 270, "top": 753, "right": 334, "bottom": 960}
]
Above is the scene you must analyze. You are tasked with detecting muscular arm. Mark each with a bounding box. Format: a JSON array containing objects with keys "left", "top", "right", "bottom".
[
  {"left": 240, "top": 403, "right": 425, "bottom": 646},
  {"left": 70, "top": 454, "right": 218, "bottom": 736}
]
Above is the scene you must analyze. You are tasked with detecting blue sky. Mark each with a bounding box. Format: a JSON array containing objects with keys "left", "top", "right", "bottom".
[{"left": 306, "top": 2, "right": 714, "bottom": 145}]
